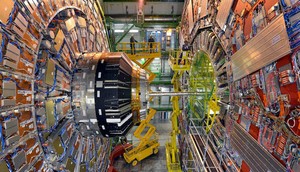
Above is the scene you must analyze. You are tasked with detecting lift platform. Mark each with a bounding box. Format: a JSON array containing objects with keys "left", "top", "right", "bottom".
[
  {"left": 116, "top": 42, "right": 161, "bottom": 60},
  {"left": 123, "top": 108, "right": 160, "bottom": 166},
  {"left": 116, "top": 42, "right": 161, "bottom": 82},
  {"left": 168, "top": 50, "right": 191, "bottom": 71},
  {"left": 165, "top": 50, "right": 192, "bottom": 172}
]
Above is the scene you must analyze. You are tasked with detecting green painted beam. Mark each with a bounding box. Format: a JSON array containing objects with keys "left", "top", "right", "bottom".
[
  {"left": 149, "top": 106, "right": 173, "bottom": 111},
  {"left": 105, "top": 17, "right": 179, "bottom": 28},
  {"left": 115, "top": 24, "right": 134, "bottom": 44},
  {"left": 137, "top": 22, "right": 179, "bottom": 28},
  {"left": 150, "top": 80, "right": 172, "bottom": 85}
]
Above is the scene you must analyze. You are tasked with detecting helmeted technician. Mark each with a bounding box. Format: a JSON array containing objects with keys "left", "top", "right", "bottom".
[
  {"left": 148, "top": 35, "right": 155, "bottom": 53},
  {"left": 130, "top": 34, "right": 138, "bottom": 55}
]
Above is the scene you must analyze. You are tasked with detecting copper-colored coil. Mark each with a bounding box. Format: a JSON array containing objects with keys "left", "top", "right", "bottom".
[
  {"left": 279, "top": 136, "right": 286, "bottom": 147},
  {"left": 251, "top": 74, "right": 257, "bottom": 79},
  {"left": 279, "top": 70, "right": 294, "bottom": 78},
  {"left": 254, "top": 107, "right": 260, "bottom": 115},
  {"left": 279, "top": 71, "right": 289, "bottom": 78},
  {"left": 251, "top": 78, "right": 258, "bottom": 86},
  {"left": 280, "top": 77, "right": 291, "bottom": 85},
  {"left": 253, "top": 111, "right": 259, "bottom": 120},
  {"left": 277, "top": 145, "right": 284, "bottom": 155},
  {"left": 35, "top": 80, "right": 43, "bottom": 85},
  {"left": 279, "top": 142, "right": 285, "bottom": 149},
  {"left": 252, "top": 80, "right": 258, "bottom": 85},
  {"left": 280, "top": 136, "right": 287, "bottom": 144},
  {"left": 277, "top": 148, "right": 283, "bottom": 155},
  {"left": 277, "top": 136, "right": 287, "bottom": 151},
  {"left": 253, "top": 116, "right": 258, "bottom": 122},
  {"left": 37, "top": 59, "right": 46, "bottom": 63},
  {"left": 37, "top": 124, "right": 46, "bottom": 129}
]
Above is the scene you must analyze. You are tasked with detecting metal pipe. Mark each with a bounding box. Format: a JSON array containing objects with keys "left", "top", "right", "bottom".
[
  {"left": 107, "top": 16, "right": 180, "bottom": 22},
  {"left": 149, "top": 92, "right": 205, "bottom": 96}
]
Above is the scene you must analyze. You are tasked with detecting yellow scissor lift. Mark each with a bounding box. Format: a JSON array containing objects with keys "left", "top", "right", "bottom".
[
  {"left": 116, "top": 42, "right": 161, "bottom": 83},
  {"left": 166, "top": 50, "right": 191, "bottom": 172},
  {"left": 117, "top": 42, "right": 162, "bottom": 166},
  {"left": 166, "top": 50, "right": 220, "bottom": 172},
  {"left": 123, "top": 108, "right": 160, "bottom": 166}
]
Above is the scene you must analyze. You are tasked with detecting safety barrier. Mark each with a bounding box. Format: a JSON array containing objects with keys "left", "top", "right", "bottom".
[
  {"left": 168, "top": 50, "right": 191, "bottom": 71},
  {"left": 116, "top": 42, "right": 161, "bottom": 59}
]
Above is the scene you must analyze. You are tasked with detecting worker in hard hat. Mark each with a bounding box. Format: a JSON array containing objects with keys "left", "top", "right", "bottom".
[
  {"left": 148, "top": 35, "right": 155, "bottom": 53},
  {"left": 130, "top": 34, "right": 138, "bottom": 55},
  {"left": 179, "top": 40, "right": 190, "bottom": 64}
]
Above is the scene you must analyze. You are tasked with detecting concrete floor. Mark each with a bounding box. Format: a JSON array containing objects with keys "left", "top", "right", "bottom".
[{"left": 114, "top": 118, "right": 172, "bottom": 172}]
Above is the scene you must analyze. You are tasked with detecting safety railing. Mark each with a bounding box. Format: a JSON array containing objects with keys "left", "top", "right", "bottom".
[
  {"left": 188, "top": 118, "right": 227, "bottom": 172},
  {"left": 181, "top": 134, "right": 200, "bottom": 172},
  {"left": 182, "top": 159, "right": 197, "bottom": 171},
  {"left": 168, "top": 50, "right": 191, "bottom": 71},
  {"left": 116, "top": 42, "right": 161, "bottom": 59},
  {"left": 186, "top": 133, "right": 206, "bottom": 172}
]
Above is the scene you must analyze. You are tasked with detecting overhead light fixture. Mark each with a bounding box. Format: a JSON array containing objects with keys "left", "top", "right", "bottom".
[
  {"left": 129, "top": 30, "right": 139, "bottom": 33},
  {"left": 115, "top": 30, "right": 124, "bottom": 33},
  {"left": 166, "top": 29, "right": 172, "bottom": 36},
  {"left": 114, "top": 24, "right": 124, "bottom": 27}
]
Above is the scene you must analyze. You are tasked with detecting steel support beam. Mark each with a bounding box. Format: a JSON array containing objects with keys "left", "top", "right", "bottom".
[{"left": 149, "top": 92, "right": 205, "bottom": 96}]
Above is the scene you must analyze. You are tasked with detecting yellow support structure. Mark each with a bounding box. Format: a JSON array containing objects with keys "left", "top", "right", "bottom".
[
  {"left": 168, "top": 50, "right": 191, "bottom": 71},
  {"left": 165, "top": 50, "right": 191, "bottom": 172},
  {"left": 116, "top": 42, "right": 161, "bottom": 83},
  {"left": 206, "top": 92, "right": 220, "bottom": 133},
  {"left": 116, "top": 42, "right": 161, "bottom": 60},
  {"left": 165, "top": 82, "right": 181, "bottom": 171},
  {"left": 123, "top": 108, "right": 160, "bottom": 166}
]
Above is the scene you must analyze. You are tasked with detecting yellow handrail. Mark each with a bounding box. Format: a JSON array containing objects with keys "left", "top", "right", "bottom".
[
  {"left": 206, "top": 92, "right": 220, "bottom": 133},
  {"left": 116, "top": 42, "right": 161, "bottom": 83},
  {"left": 116, "top": 42, "right": 161, "bottom": 59},
  {"left": 169, "top": 50, "right": 191, "bottom": 71}
]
